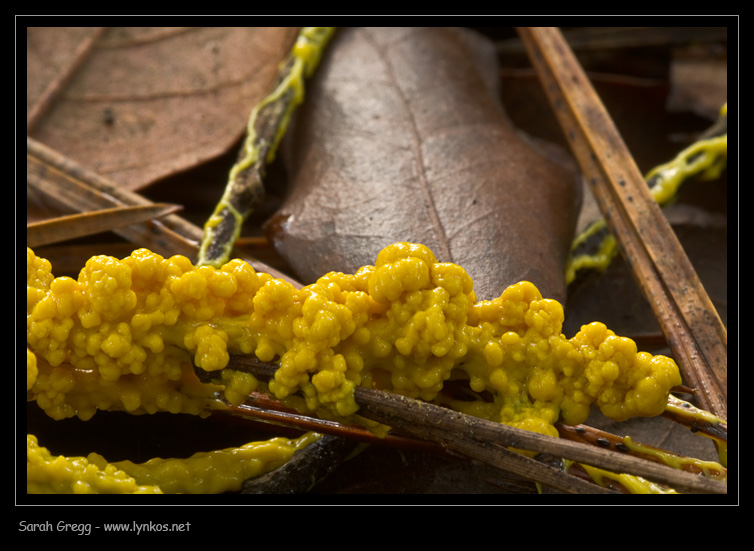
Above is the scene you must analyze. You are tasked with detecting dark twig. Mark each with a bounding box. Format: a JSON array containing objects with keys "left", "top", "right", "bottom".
[
  {"left": 517, "top": 27, "right": 727, "bottom": 420},
  {"left": 224, "top": 354, "right": 727, "bottom": 494},
  {"left": 26, "top": 136, "right": 300, "bottom": 286},
  {"left": 26, "top": 203, "right": 182, "bottom": 247}
]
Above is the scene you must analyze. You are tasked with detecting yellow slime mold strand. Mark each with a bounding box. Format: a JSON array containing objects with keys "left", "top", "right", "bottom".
[
  {"left": 564, "top": 459, "right": 679, "bottom": 494},
  {"left": 565, "top": 103, "right": 728, "bottom": 284},
  {"left": 620, "top": 436, "right": 726, "bottom": 482},
  {"left": 26, "top": 434, "right": 164, "bottom": 494},
  {"left": 26, "top": 432, "right": 321, "bottom": 494},
  {"left": 198, "top": 27, "right": 336, "bottom": 268},
  {"left": 27, "top": 242, "right": 683, "bottom": 493},
  {"left": 664, "top": 395, "right": 728, "bottom": 467}
]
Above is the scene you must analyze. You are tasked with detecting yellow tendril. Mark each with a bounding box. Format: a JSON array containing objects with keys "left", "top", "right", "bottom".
[{"left": 566, "top": 103, "right": 727, "bottom": 284}]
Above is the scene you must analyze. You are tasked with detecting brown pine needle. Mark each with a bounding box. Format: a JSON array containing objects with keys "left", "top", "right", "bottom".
[
  {"left": 26, "top": 136, "right": 300, "bottom": 287},
  {"left": 219, "top": 393, "right": 441, "bottom": 453},
  {"left": 26, "top": 203, "right": 182, "bottom": 247},
  {"left": 224, "top": 354, "right": 726, "bottom": 494},
  {"left": 663, "top": 394, "right": 728, "bottom": 442},
  {"left": 516, "top": 27, "right": 727, "bottom": 420},
  {"left": 556, "top": 422, "right": 726, "bottom": 480},
  {"left": 209, "top": 367, "right": 727, "bottom": 491}
]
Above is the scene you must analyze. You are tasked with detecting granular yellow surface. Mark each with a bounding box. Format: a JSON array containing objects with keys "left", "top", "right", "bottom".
[{"left": 26, "top": 243, "right": 682, "bottom": 493}]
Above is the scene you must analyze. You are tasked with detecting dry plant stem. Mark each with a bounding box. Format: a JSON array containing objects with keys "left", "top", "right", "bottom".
[
  {"left": 196, "top": 85, "right": 291, "bottom": 265},
  {"left": 516, "top": 27, "right": 727, "bottom": 420},
  {"left": 356, "top": 388, "right": 724, "bottom": 495},
  {"left": 227, "top": 355, "right": 726, "bottom": 494},
  {"left": 220, "top": 397, "right": 441, "bottom": 453},
  {"left": 220, "top": 373, "right": 726, "bottom": 484},
  {"left": 27, "top": 137, "right": 200, "bottom": 258},
  {"left": 26, "top": 136, "right": 299, "bottom": 287},
  {"left": 358, "top": 393, "right": 616, "bottom": 494},
  {"left": 223, "top": 376, "right": 726, "bottom": 470},
  {"left": 663, "top": 395, "right": 728, "bottom": 442},
  {"left": 26, "top": 203, "right": 182, "bottom": 248},
  {"left": 558, "top": 462, "right": 633, "bottom": 494},
  {"left": 226, "top": 364, "right": 610, "bottom": 494},
  {"left": 556, "top": 423, "right": 726, "bottom": 478},
  {"left": 497, "top": 27, "right": 729, "bottom": 55}
]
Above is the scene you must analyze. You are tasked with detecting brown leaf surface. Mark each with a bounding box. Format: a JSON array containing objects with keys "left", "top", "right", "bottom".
[
  {"left": 267, "top": 27, "right": 581, "bottom": 302},
  {"left": 27, "top": 27, "right": 299, "bottom": 191}
]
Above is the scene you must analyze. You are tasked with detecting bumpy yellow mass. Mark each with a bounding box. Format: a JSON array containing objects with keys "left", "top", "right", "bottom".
[
  {"left": 26, "top": 434, "right": 163, "bottom": 494},
  {"left": 27, "top": 243, "right": 681, "bottom": 432},
  {"left": 26, "top": 243, "right": 682, "bottom": 492}
]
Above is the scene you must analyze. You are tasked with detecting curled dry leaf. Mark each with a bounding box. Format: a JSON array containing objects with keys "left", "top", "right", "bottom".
[
  {"left": 267, "top": 27, "right": 582, "bottom": 302},
  {"left": 27, "top": 27, "right": 299, "bottom": 191}
]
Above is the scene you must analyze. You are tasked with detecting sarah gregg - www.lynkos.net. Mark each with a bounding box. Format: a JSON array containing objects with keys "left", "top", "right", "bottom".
[{"left": 19, "top": 520, "right": 192, "bottom": 536}]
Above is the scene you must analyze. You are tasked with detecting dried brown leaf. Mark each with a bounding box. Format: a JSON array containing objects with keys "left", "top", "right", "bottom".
[
  {"left": 266, "top": 27, "right": 581, "bottom": 302},
  {"left": 27, "top": 27, "right": 299, "bottom": 190}
]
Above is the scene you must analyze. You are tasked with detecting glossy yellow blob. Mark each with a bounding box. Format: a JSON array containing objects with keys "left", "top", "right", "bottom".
[
  {"left": 109, "top": 431, "right": 320, "bottom": 494},
  {"left": 27, "top": 434, "right": 163, "bottom": 494},
  {"left": 26, "top": 347, "right": 38, "bottom": 392},
  {"left": 26, "top": 432, "right": 319, "bottom": 494},
  {"left": 26, "top": 243, "right": 683, "bottom": 493},
  {"left": 565, "top": 459, "right": 679, "bottom": 494}
]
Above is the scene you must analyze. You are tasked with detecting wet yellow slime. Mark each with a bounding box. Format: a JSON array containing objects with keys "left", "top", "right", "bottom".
[{"left": 26, "top": 243, "right": 682, "bottom": 493}]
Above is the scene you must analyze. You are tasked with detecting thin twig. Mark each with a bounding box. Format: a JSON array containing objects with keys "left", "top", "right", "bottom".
[
  {"left": 556, "top": 422, "right": 726, "bottom": 480},
  {"left": 210, "top": 368, "right": 727, "bottom": 489},
  {"left": 222, "top": 358, "right": 606, "bottom": 494},
  {"left": 516, "top": 27, "right": 727, "bottom": 420},
  {"left": 26, "top": 136, "right": 300, "bottom": 287},
  {"left": 218, "top": 395, "right": 442, "bottom": 453},
  {"left": 225, "top": 354, "right": 727, "bottom": 494},
  {"left": 663, "top": 394, "right": 728, "bottom": 442},
  {"left": 27, "top": 136, "right": 200, "bottom": 258},
  {"left": 497, "top": 27, "right": 728, "bottom": 55},
  {"left": 26, "top": 203, "right": 182, "bottom": 247}
]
